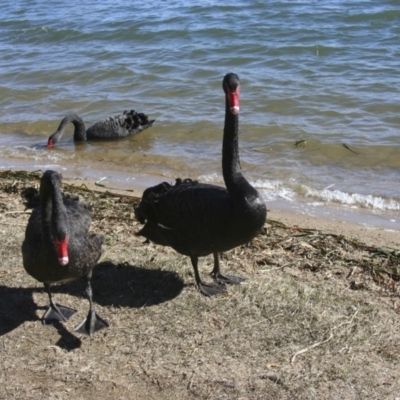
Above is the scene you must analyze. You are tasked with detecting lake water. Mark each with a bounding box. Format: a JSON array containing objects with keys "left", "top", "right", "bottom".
[{"left": 1, "top": 1, "right": 400, "bottom": 229}]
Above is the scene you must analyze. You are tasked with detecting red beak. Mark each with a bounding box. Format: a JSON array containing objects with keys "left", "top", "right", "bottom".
[
  {"left": 56, "top": 238, "right": 69, "bottom": 266},
  {"left": 227, "top": 86, "right": 240, "bottom": 114}
]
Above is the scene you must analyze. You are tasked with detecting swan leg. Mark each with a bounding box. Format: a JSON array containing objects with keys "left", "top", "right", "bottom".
[
  {"left": 190, "top": 255, "right": 227, "bottom": 296},
  {"left": 210, "top": 253, "right": 245, "bottom": 285},
  {"left": 42, "top": 283, "right": 77, "bottom": 324},
  {"left": 75, "top": 273, "right": 108, "bottom": 336}
]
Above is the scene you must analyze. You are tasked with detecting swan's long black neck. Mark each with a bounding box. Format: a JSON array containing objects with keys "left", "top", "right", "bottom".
[
  {"left": 70, "top": 115, "right": 87, "bottom": 141},
  {"left": 222, "top": 98, "right": 253, "bottom": 196},
  {"left": 49, "top": 114, "right": 87, "bottom": 145},
  {"left": 40, "top": 173, "right": 69, "bottom": 243}
]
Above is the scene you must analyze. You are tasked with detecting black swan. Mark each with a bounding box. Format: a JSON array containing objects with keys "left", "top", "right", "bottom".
[
  {"left": 21, "top": 170, "right": 108, "bottom": 335},
  {"left": 47, "top": 109, "right": 155, "bottom": 147},
  {"left": 134, "top": 73, "right": 267, "bottom": 296}
]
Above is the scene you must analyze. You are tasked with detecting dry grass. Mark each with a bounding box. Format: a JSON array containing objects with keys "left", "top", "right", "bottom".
[{"left": 0, "top": 170, "right": 399, "bottom": 399}]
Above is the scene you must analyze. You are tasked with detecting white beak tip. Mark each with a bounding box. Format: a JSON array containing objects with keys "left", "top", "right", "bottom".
[
  {"left": 58, "top": 257, "right": 69, "bottom": 266},
  {"left": 230, "top": 106, "right": 240, "bottom": 115}
]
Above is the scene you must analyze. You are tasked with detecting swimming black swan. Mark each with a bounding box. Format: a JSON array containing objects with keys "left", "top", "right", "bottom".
[
  {"left": 21, "top": 170, "right": 108, "bottom": 335},
  {"left": 47, "top": 109, "right": 155, "bottom": 147},
  {"left": 134, "top": 73, "right": 267, "bottom": 296}
]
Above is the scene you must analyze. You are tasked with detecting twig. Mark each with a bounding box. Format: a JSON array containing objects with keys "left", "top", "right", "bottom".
[
  {"left": 347, "top": 266, "right": 358, "bottom": 279},
  {"left": 291, "top": 333, "right": 334, "bottom": 364},
  {"left": 187, "top": 370, "right": 195, "bottom": 390},
  {"left": 291, "top": 309, "right": 359, "bottom": 364},
  {"left": 63, "top": 182, "right": 140, "bottom": 200},
  {"left": 3, "top": 211, "right": 31, "bottom": 215},
  {"left": 342, "top": 143, "right": 360, "bottom": 154}
]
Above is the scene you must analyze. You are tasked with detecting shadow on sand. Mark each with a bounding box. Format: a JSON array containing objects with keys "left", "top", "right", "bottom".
[{"left": 0, "top": 261, "right": 184, "bottom": 349}]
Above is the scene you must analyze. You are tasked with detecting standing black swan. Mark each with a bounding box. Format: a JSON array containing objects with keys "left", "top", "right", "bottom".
[
  {"left": 21, "top": 170, "right": 108, "bottom": 335},
  {"left": 47, "top": 109, "right": 155, "bottom": 147},
  {"left": 134, "top": 73, "right": 267, "bottom": 296}
]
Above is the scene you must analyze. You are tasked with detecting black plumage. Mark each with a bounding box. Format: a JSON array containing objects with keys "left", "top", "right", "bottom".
[
  {"left": 135, "top": 73, "right": 267, "bottom": 296},
  {"left": 21, "top": 170, "right": 108, "bottom": 335},
  {"left": 47, "top": 109, "right": 155, "bottom": 147}
]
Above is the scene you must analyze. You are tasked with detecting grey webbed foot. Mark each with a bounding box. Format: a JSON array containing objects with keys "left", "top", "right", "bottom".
[
  {"left": 42, "top": 303, "right": 77, "bottom": 324},
  {"left": 212, "top": 272, "right": 245, "bottom": 285},
  {"left": 75, "top": 310, "right": 109, "bottom": 336},
  {"left": 210, "top": 253, "right": 245, "bottom": 286},
  {"left": 198, "top": 281, "right": 227, "bottom": 297}
]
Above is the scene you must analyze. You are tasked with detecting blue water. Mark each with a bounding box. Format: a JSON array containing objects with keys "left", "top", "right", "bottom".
[{"left": 1, "top": 1, "right": 400, "bottom": 228}]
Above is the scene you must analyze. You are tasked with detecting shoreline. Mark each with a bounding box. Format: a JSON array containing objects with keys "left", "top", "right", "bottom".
[
  {"left": 60, "top": 172, "right": 400, "bottom": 250},
  {"left": 269, "top": 209, "right": 400, "bottom": 249},
  {"left": 1, "top": 167, "right": 399, "bottom": 250},
  {"left": 2, "top": 151, "right": 400, "bottom": 233}
]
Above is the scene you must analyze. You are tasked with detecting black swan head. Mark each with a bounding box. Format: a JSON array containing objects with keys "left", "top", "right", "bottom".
[
  {"left": 223, "top": 72, "right": 240, "bottom": 115},
  {"left": 46, "top": 114, "right": 86, "bottom": 148},
  {"left": 40, "top": 170, "right": 70, "bottom": 265}
]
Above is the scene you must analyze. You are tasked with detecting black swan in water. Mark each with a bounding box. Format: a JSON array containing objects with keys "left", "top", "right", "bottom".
[
  {"left": 47, "top": 109, "right": 155, "bottom": 147},
  {"left": 135, "top": 73, "right": 267, "bottom": 296},
  {"left": 21, "top": 170, "right": 108, "bottom": 335}
]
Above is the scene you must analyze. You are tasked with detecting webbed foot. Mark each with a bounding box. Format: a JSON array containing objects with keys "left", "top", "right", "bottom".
[
  {"left": 42, "top": 303, "right": 77, "bottom": 324},
  {"left": 212, "top": 273, "right": 245, "bottom": 285},
  {"left": 75, "top": 310, "right": 109, "bottom": 336},
  {"left": 198, "top": 281, "right": 227, "bottom": 297}
]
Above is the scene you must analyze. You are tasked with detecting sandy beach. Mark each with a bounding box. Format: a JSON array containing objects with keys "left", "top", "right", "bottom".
[{"left": 0, "top": 170, "right": 399, "bottom": 399}]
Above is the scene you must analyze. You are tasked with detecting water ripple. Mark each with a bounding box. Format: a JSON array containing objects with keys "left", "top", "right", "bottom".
[{"left": 0, "top": 0, "right": 399, "bottom": 216}]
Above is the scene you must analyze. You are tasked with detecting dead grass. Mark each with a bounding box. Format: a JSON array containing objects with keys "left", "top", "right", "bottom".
[{"left": 0, "top": 170, "right": 399, "bottom": 399}]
